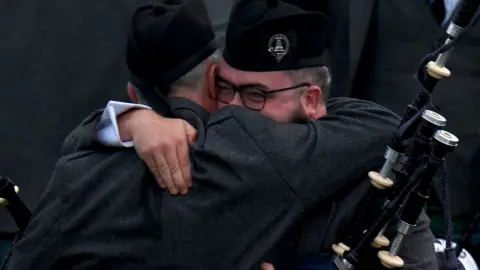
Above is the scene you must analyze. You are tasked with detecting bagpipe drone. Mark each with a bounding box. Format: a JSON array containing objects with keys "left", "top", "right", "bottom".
[{"left": 332, "top": 1, "right": 480, "bottom": 269}]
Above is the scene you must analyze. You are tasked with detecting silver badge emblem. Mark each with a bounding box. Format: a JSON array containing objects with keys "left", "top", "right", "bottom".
[{"left": 268, "top": 34, "right": 290, "bottom": 63}]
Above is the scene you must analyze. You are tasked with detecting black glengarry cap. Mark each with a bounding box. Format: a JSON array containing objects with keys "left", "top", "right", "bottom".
[
  {"left": 223, "top": 0, "right": 328, "bottom": 72},
  {"left": 127, "top": 0, "right": 217, "bottom": 97}
]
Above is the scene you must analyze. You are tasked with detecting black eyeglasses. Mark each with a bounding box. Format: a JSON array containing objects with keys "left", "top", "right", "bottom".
[{"left": 212, "top": 74, "right": 310, "bottom": 111}]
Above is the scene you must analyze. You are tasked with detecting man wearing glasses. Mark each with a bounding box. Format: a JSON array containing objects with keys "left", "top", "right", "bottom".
[
  {"left": 90, "top": 0, "right": 437, "bottom": 269},
  {"left": 213, "top": 70, "right": 316, "bottom": 122},
  {"left": 212, "top": 68, "right": 325, "bottom": 123},
  {"left": 9, "top": 0, "right": 437, "bottom": 269}
]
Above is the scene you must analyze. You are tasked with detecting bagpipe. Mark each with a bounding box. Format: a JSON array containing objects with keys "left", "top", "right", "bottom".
[
  {"left": 331, "top": 0, "right": 480, "bottom": 269},
  {"left": 0, "top": 178, "right": 30, "bottom": 233},
  {"left": 0, "top": 177, "right": 31, "bottom": 269}
]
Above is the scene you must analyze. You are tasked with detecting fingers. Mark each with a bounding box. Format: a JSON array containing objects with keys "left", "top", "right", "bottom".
[
  {"left": 139, "top": 146, "right": 187, "bottom": 195},
  {"left": 155, "top": 153, "right": 178, "bottom": 195},
  {"left": 164, "top": 145, "right": 188, "bottom": 195},
  {"left": 182, "top": 121, "right": 195, "bottom": 187},
  {"left": 130, "top": 118, "right": 195, "bottom": 195},
  {"left": 177, "top": 138, "right": 192, "bottom": 188},
  {"left": 143, "top": 154, "right": 165, "bottom": 188},
  {"left": 136, "top": 144, "right": 165, "bottom": 188},
  {"left": 185, "top": 122, "right": 197, "bottom": 146}
]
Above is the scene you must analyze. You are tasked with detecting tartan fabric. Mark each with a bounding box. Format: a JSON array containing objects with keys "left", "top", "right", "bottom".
[{"left": 426, "top": 193, "right": 480, "bottom": 263}]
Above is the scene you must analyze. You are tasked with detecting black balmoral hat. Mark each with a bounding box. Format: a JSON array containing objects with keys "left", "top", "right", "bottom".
[
  {"left": 223, "top": 0, "right": 328, "bottom": 72},
  {"left": 127, "top": 0, "right": 217, "bottom": 96}
]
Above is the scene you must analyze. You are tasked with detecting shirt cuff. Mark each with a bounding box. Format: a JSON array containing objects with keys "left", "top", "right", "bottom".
[{"left": 96, "top": 101, "right": 152, "bottom": 147}]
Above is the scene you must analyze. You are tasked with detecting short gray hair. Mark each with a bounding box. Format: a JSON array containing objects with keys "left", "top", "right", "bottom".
[
  {"left": 170, "top": 50, "right": 220, "bottom": 92},
  {"left": 130, "top": 51, "right": 220, "bottom": 104},
  {"left": 285, "top": 66, "right": 331, "bottom": 101}
]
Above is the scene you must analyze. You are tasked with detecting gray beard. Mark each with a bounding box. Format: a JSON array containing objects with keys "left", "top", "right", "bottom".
[{"left": 289, "top": 107, "right": 311, "bottom": 123}]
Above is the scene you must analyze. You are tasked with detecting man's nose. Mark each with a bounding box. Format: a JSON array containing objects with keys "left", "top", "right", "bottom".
[{"left": 228, "top": 92, "right": 244, "bottom": 106}]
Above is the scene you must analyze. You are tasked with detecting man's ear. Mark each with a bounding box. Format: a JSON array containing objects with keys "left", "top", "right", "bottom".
[
  {"left": 300, "top": 85, "right": 326, "bottom": 119},
  {"left": 201, "top": 62, "right": 219, "bottom": 113},
  {"left": 127, "top": 82, "right": 139, "bottom": 103},
  {"left": 205, "top": 62, "right": 218, "bottom": 99}
]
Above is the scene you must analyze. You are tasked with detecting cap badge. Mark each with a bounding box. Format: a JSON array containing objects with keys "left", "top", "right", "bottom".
[{"left": 268, "top": 34, "right": 289, "bottom": 63}]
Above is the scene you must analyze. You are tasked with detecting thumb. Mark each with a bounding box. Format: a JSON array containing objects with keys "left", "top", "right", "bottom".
[{"left": 184, "top": 122, "right": 197, "bottom": 146}]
